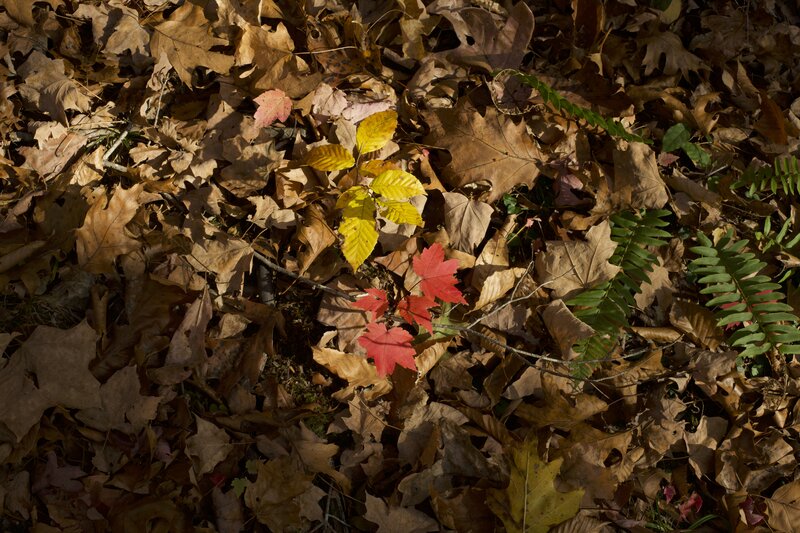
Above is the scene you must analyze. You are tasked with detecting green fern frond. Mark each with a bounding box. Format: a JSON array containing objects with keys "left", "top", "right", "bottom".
[
  {"left": 732, "top": 156, "right": 800, "bottom": 198},
  {"left": 755, "top": 216, "right": 800, "bottom": 254},
  {"left": 688, "top": 230, "right": 800, "bottom": 360},
  {"left": 567, "top": 210, "right": 671, "bottom": 377},
  {"left": 504, "top": 70, "right": 651, "bottom": 145}
]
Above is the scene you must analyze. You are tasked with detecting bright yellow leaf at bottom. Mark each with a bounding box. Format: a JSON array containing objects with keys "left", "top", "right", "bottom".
[{"left": 487, "top": 436, "right": 584, "bottom": 533}]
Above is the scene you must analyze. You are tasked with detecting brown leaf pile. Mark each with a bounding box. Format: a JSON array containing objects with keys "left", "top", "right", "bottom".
[{"left": 2, "top": 0, "right": 800, "bottom": 531}]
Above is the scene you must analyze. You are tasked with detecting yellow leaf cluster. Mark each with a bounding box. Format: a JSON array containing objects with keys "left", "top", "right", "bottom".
[{"left": 303, "top": 110, "right": 425, "bottom": 272}]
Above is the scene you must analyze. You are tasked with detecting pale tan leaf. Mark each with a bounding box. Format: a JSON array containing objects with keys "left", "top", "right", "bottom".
[
  {"left": 186, "top": 416, "right": 233, "bottom": 477},
  {"left": 541, "top": 300, "right": 595, "bottom": 359},
  {"left": 474, "top": 267, "right": 528, "bottom": 311},
  {"left": 443, "top": 192, "right": 493, "bottom": 254},
  {"left": 312, "top": 346, "right": 392, "bottom": 401},
  {"left": 364, "top": 493, "right": 438, "bottom": 533},
  {"left": 535, "top": 220, "right": 621, "bottom": 300},
  {"left": 613, "top": 141, "right": 669, "bottom": 209}
]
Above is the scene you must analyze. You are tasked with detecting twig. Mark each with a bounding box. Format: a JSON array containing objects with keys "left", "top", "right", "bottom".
[
  {"left": 102, "top": 123, "right": 133, "bottom": 172},
  {"left": 252, "top": 250, "right": 356, "bottom": 301}
]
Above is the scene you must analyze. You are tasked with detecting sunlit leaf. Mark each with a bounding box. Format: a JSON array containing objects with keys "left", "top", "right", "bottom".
[
  {"left": 356, "top": 110, "right": 397, "bottom": 154},
  {"left": 371, "top": 169, "right": 426, "bottom": 200},
  {"left": 306, "top": 144, "right": 355, "bottom": 171},
  {"left": 377, "top": 198, "right": 423, "bottom": 226}
]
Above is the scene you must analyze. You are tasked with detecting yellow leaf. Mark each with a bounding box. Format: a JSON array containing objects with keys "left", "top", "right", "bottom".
[
  {"left": 337, "top": 187, "right": 378, "bottom": 270},
  {"left": 356, "top": 110, "right": 397, "bottom": 154},
  {"left": 370, "top": 170, "right": 426, "bottom": 200},
  {"left": 487, "top": 436, "right": 583, "bottom": 533},
  {"left": 359, "top": 160, "right": 398, "bottom": 176},
  {"left": 306, "top": 144, "right": 355, "bottom": 171},
  {"left": 377, "top": 199, "right": 423, "bottom": 226}
]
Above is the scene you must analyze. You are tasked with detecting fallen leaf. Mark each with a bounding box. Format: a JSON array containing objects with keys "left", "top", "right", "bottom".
[
  {"left": 186, "top": 416, "right": 233, "bottom": 477},
  {"left": 487, "top": 436, "right": 584, "bottom": 533},
  {"left": 433, "top": 2, "right": 534, "bottom": 72},
  {"left": 364, "top": 493, "right": 438, "bottom": 533},
  {"left": 0, "top": 322, "right": 101, "bottom": 442},
  {"left": 150, "top": 2, "right": 235, "bottom": 86},
  {"left": 613, "top": 141, "right": 669, "bottom": 209},
  {"left": 442, "top": 192, "right": 493, "bottom": 254},
  {"left": 75, "top": 184, "right": 143, "bottom": 274},
  {"left": 425, "top": 103, "right": 543, "bottom": 203},
  {"left": 535, "top": 220, "right": 621, "bottom": 299},
  {"left": 244, "top": 456, "right": 324, "bottom": 531},
  {"left": 253, "top": 89, "right": 292, "bottom": 127},
  {"left": 312, "top": 343, "right": 392, "bottom": 401}
]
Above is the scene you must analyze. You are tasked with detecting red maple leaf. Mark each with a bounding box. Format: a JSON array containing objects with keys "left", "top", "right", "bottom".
[
  {"left": 358, "top": 322, "right": 416, "bottom": 377},
  {"left": 352, "top": 288, "right": 389, "bottom": 319},
  {"left": 412, "top": 243, "right": 466, "bottom": 304},
  {"left": 397, "top": 295, "right": 437, "bottom": 333}
]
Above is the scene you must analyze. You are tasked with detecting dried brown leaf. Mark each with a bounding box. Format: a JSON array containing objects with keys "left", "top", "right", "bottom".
[{"left": 425, "top": 103, "right": 542, "bottom": 203}]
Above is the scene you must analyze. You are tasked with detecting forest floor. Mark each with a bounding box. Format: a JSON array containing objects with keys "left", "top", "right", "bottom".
[{"left": 2, "top": 0, "right": 800, "bottom": 531}]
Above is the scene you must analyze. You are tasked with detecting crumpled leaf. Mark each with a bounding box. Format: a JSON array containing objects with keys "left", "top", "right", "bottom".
[
  {"left": 613, "top": 141, "right": 669, "bottom": 209},
  {"left": 435, "top": 2, "right": 534, "bottom": 72},
  {"left": 487, "top": 436, "right": 584, "bottom": 533},
  {"left": 535, "top": 220, "right": 621, "bottom": 300},
  {"left": 312, "top": 344, "right": 392, "bottom": 401},
  {"left": 425, "top": 103, "right": 543, "bottom": 203}
]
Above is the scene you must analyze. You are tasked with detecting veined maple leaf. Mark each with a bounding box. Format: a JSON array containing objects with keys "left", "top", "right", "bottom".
[
  {"left": 397, "top": 295, "right": 437, "bottom": 333},
  {"left": 358, "top": 323, "right": 416, "bottom": 377},
  {"left": 413, "top": 243, "right": 467, "bottom": 304},
  {"left": 352, "top": 288, "right": 389, "bottom": 320}
]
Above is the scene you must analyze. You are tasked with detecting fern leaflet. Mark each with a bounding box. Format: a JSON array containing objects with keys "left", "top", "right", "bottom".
[
  {"left": 567, "top": 210, "right": 671, "bottom": 378},
  {"left": 688, "top": 230, "right": 800, "bottom": 360},
  {"left": 732, "top": 156, "right": 800, "bottom": 198},
  {"left": 503, "top": 70, "right": 651, "bottom": 145}
]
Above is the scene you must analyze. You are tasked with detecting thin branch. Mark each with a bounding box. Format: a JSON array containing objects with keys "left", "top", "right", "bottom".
[{"left": 252, "top": 250, "right": 356, "bottom": 301}]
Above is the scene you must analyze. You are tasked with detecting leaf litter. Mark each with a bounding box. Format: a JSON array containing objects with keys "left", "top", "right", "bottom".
[{"left": 2, "top": 0, "right": 800, "bottom": 531}]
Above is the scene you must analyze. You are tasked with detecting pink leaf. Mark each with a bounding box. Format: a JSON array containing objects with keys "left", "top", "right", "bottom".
[
  {"left": 678, "top": 492, "right": 703, "bottom": 521},
  {"left": 358, "top": 323, "right": 416, "bottom": 377},
  {"left": 253, "top": 89, "right": 292, "bottom": 127}
]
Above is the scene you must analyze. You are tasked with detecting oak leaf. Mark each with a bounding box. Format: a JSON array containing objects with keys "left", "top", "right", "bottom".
[
  {"left": 75, "top": 184, "right": 143, "bottom": 274},
  {"left": 358, "top": 323, "right": 417, "bottom": 377},
  {"left": 150, "top": 2, "right": 235, "bottom": 86},
  {"left": 413, "top": 243, "right": 467, "bottom": 304}
]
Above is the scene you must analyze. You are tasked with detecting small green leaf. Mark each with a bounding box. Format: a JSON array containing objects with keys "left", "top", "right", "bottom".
[{"left": 662, "top": 123, "right": 691, "bottom": 152}]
